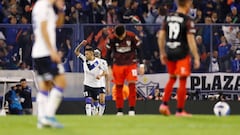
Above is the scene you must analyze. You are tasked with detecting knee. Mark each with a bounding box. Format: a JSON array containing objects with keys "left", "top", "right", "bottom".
[{"left": 85, "top": 97, "right": 92, "bottom": 104}]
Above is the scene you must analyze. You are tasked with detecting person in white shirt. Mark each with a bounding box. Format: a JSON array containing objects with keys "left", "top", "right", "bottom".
[
  {"left": 32, "top": 0, "right": 66, "bottom": 128},
  {"left": 94, "top": 48, "right": 110, "bottom": 116},
  {"left": 74, "top": 40, "right": 106, "bottom": 116}
]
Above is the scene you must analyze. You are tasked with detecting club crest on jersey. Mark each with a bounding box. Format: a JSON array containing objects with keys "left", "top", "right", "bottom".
[{"left": 126, "top": 40, "right": 131, "bottom": 46}]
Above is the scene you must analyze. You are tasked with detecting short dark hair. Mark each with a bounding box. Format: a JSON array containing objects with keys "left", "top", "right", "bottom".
[
  {"left": 20, "top": 78, "right": 26, "bottom": 82},
  {"left": 85, "top": 45, "right": 94, "bottom": 52},
  {"left": 115, "top": 25, "right": 125, "bottom": 37}
]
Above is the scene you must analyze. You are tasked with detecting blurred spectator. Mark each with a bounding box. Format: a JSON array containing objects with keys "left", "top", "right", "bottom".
[
  {"left": 218, "top": 36, "right": 233, "bottom": 72},
  {"left": 105, "top": 5, "right": 119, "bottom": 24},
  {"left": 75, "top": 2, "right": 89, "bottom": 23},
  {"left": 123, "top": 0, "right": 144, "bottom": 23},
  {"left": 19, "top": 78, "right": 33, "bottom": 114},
  {"left": 229, "top": 5, "right": 240, "bottom": 23},
  {"left": 203, "top": 1, "right": 216, "bottom": 17},
  {"left": 233, "top": 31, "right": 240, "bottom": 49},
  {"left": 150, "top": 51, "right": 165, "bottom": 73},
  {"left": 194, "top": 9, "right": 204, "bottom": 23},
  {"left": 16, "top": 16, "right": 33, "bottom": 68},
  {"left": 117, "top": 0, "right": 131, "bottom": 23},
  {"left": 207, "top": 50, "right": 220, "bottom": 72},
  {"left": 0, "top": 31, "right": 8, "bottom": 69},
  {"left": 155, "top": 6, "right": 167, "bottom": 24},
  {"left": 193, "top": 35, "right": 207, "bottom": 72},
  {"left": 211, "top": 11, "right": 221, "bottom": 23},
  {"left": 94, "top": 26, "right": 114, "bottom": 58},
  {"left": 222, "top": 14, "right": 239, "bottom": 45},
  {"left": 231, "top": 48, "right": 240, "bottom": 72},
  {"left": 201, "top": 16, "right": 212, "bottom": 53},
  {"left": 22, "top": 4, "right": 32, "bottom": 23},
  {"left": 5, "top": 85, "right": 23, "bottom": 115},
  {"left": 88, "top": 0, "right": 106, "bottom": 23},
  {"left": 147, "top": 87, "right": 162, "bottom": 100},
  {"left": 59, "top": 38, "right": 73, "bottom": 72}
]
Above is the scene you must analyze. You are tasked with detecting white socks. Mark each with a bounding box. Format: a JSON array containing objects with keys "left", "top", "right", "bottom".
[
  {"left": 37, "top": 91, "right": 48, "bottom": 120},
  {"left": 85, "top": 104, "right": 92, "bottom": 116},
  {"left": 46, "top": 87, "right": 63, "bottom": 117},
  {"left": 98, "top": 104, "right": 105, "bottom": 116},
  {"left": 37, "top": 87, "right": 63, "bottom": 119}
]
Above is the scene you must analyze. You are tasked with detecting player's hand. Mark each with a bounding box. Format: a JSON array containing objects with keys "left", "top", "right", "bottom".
[
  {"left": 55, "top": 0, "right": 65, "bottom": 11},
  {"left": 160, "top": 54, "right": 167, "bottom": 65},
  {"left": 79, "top": 40, "right": 88, "bottom": 46},
  {"left": 50, "top": 50, "right": 61, "bottom": 63},
  {"left": 194, "top": 59, "right": 200, "bottom": 69}
]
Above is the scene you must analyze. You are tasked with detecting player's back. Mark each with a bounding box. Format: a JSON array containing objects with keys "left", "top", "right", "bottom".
[
  {"left": 107, "top": 31, "right": 141, "bottom": 65},
  {"left": 163, "top": 12, "right": 195, "bottom": 61},
  {"left": 32, "top": 0, "right": 57, "bottom": 58}
]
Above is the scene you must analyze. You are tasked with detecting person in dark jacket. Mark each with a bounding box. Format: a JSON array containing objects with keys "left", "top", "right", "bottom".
[
  {"left": 19, "top": 78, "right": 33, "bottom": 114},
  {"left": 5, "top": 85, "right": 23, "bottom": 115}
]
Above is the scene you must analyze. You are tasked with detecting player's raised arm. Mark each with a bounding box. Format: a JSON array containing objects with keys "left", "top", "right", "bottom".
[
  {"left": 55, "top": 0, "right": 65, "bottom": 27},
  {"left": 74, "top": 40, "right": 88, "bottom": 56}
]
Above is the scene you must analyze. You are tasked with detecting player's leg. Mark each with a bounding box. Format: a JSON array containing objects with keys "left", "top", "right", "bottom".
[
  {"left": 175, "top": 56, "right": 191, "bottom": 116},
  {"left": 98, "top": 88, "right": 106, "bottom": 116},
  {"left": 36, "top": 81, "right": 51, "bottom": 120},
  {"left": 126, "top": 64, "right": 138, "bottom": 116},
  {"left": 47, "top": 74, "right": 66, "bottom": 117},
  {"left": 34, "top": 57, "right": 62, "bottom": 128},
  {"left": 92, "top": 89, "right": 100, "bottom": 116},
  {"left": 40, "top": 63, "right": 66, "bottom": 128},
  {"left": 159, "top": 61, "right": 177, "bottom": 116},
  {"left": 112, "top": 65, "right": 125, "bottom": 115},
  {"left": 84, "top": 86, "right": 93, "bottom": 116}
]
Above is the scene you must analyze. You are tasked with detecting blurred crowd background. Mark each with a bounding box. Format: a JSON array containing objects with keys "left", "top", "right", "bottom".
[{"left": 0, "top": 0, "right": 240, "bottom": 73}]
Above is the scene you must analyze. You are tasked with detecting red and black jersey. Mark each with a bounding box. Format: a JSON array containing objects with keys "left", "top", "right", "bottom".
[
  {"left": 106, "top": 31, "right": 142, "bottom": 65},
  {"left": 161, "top": 12, "right": 196, "bottom": 61}
]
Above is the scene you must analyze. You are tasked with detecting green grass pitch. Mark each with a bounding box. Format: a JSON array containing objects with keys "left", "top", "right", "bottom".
[{"left": 0, "top": 115, "right": 239, "bottom": 135}]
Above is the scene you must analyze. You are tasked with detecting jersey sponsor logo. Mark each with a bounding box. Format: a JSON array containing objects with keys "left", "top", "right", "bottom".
[
  {"left": 166, "top": 42, "right": 181, "bottom": 49},
  {"left": 116, "top": 46, "right": 131, "bottom": 53}
]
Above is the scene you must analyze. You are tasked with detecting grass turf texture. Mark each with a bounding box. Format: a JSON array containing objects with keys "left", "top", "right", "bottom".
[{"left": 0, "top": 115, "right": 239, "bottom": 135}]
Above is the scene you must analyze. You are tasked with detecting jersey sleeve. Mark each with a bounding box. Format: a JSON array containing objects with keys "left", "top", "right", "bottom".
[
  {"left": 186, "top": 18, "right": 196, "bottom": 34},
  {"left": 161, "top": 16, "right": 167, "bottom": 31},
  {"left": 102, "top": 60, "right": 109, "bottom": 72},
  {"left": 77, "top": 53, "right": 86, "bottom": 62},
  {"left": 133, "top": 35, "right": 141, "bottom": 48},
  {"left": 35, "top": 3, "right": 49, "bottom": 22}
]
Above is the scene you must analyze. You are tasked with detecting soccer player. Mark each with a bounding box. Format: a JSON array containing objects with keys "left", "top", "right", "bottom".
[
  {"left": 94, "top": 48, "right": 110, "bottom": 116},
  {"left": 106, "top": 25, "right": 144, "bottom": 116},
  {"left": 32, "top": 0, "right": 66, "bottom": 128},
  {"left": 74, "top": 40, "right": 106, "bottom": 116},
  {"left": 158, "top": 0, "right": 200, "bottom": 116}
]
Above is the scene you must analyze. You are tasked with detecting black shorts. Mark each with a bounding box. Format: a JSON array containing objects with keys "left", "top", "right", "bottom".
[
  {"left": 99, "top": 87, "right": 106, "bottom": 94},
  {"left": 83, "top": 85, "right": 100, "bottom": 100},
  {"left": 33, "top": 56, "right": 64, "bottom": 81}
]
